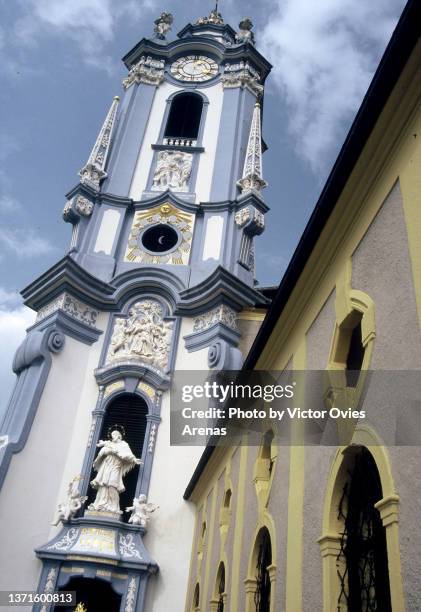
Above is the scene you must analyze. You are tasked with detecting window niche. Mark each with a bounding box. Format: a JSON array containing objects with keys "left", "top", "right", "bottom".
[
  {"left": 192, "top": 583, "right": 200, "bottom": 612},
  {"left": 164, "top": 92, "right": 204, "bottom": 145},
  {"left": 325, "top": 286, "right": 375, "bottom": 423},
  {"left": 333, "top": 310, "right": 366, "bottom": 388},
  {"left": 210, "top": 562, "right": 226, "bottom": 612},
  {"left": 253, "top": 430, "right": 276, "bottom": 505},
  {"left": 85, "top": 393, "right": 148, "bottom": 520},
  {"left": 336, "top": 447, "right": 392, "bottom": 611},
  {"left": 245, "top": 527, "right": 275, "bottom": 612}
]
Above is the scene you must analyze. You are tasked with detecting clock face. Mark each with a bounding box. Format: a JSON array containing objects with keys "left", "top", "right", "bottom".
[{"left": 170, "top": 55, "right": 219, "bottom": 82}]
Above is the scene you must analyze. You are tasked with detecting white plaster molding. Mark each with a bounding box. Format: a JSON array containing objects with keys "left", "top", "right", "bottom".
[
  {"left": 119, "top": 533, "right": 142, "bottom": 559},
  {"left": 123, "top": 56, "right": 165, "bottom": 89},
  {"left": 234, "top": 206, "right": 264, "bottom": 229},
  {"left": 125, "top": 577, "right": 137, "bottom": 612},
  {"left": 222, "top": 62, "right": 263, "bottom": 96},
  {"left": 193, "top": 305, "right": 238, "bottom": 332},
  {"left": 36, "top": 293, "right": 99, "bottom": 327}
]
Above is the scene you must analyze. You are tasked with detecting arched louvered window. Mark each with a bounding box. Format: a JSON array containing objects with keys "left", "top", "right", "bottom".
[
  {"left": 164, "top": 93, "right": 203, "bottom": 141},
  {"left": 87, "top": 393, "right": 148, "bottom": 517},
  {"left": 254, "top": 528, "right": 272, "bottom": 612},
  {"left": 337, "top": 447, "right": 392, "bottom": 611},
  {"left": 216, "top": 562, "right": 226, "bottom": 612}
]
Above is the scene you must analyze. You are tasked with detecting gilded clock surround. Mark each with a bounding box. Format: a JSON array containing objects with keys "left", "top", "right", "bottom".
[
  {"left": 124, "top": 203, "right": 195, "bottom": 265},
  {"left": 170, "top": 55, "right": 219, "bottom": 82}
]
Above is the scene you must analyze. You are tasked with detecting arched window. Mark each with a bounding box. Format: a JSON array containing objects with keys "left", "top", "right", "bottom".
[
  {"left": 337, "top": 447, "right": 392, "bottom": 611},
  {"left": 192, "top": 583, "right": 200, "bottom": 611},
  {"left": 254, "top": 528, "right": 272, "bottom": 612},
  {"left": 216, "top": 562, "right": 226, "bottom": 612},
  {"left": 164, "top": 93, "right": 203, "bottom": 141},
  {"left": 223, "top": 489, "right": 232, "bottom": 509},
  {"left": 344, "top": 313, "right": 365, "bottom": 387},
  {"left": 86, "top": 393, "right": 148, "bottom": 517},
  {"left": 261, "top": 430, "right": 275, "bottom": 476}
]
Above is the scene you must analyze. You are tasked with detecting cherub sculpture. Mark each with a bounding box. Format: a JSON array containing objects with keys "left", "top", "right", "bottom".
[
  {"left": 52, "top": 475, "right": 87, "bottom": 526},
  {"left": 126, "top": 494, "right": 159, "bottom": 527}
]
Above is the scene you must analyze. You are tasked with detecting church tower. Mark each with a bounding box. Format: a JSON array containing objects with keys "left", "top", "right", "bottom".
[{"left": 0, "top": 7, "right": 271, "bottom": 611}]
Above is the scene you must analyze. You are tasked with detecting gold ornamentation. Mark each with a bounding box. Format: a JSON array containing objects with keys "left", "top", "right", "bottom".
[
  {"left": 124, "top": 203, "right": 194, "bottom": 265},
  {"left": 104, "top": 380, "right": 125, "bottom": 399}
]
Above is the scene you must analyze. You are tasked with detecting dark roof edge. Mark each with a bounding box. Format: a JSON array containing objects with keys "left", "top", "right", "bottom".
[
  {"left": 244, "top": 0, "right": 420, "bottom": 371},
  {"left": 184, "top": 0, "right": 420, "bottom": 500}
]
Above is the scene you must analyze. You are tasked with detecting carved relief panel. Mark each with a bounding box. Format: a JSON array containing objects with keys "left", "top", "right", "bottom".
[
  {"left": 106, "top": 299, "right": 173, "bottom": 371},
  {"left": 152, "top": 151, "right": 193, "bottom": 192}
]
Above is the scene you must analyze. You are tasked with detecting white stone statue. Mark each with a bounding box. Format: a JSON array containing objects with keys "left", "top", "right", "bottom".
[
  {"left": 52, "top": 476, "right": 87, "bottom": 525},
  {"left": 236, "top": 18, "right": 255, "bottom": 44},
  {"left": 152, "top": 151, "right": 193, "bottom": 192},
  {"left": 154, "top": 12, "right": 173, "bottom": 40},
  {"left": 126, "top": 494, "right": 159, "bottom": 527},
  {"left": 88, "top": 430, "right": 142, "bottom": 514}
]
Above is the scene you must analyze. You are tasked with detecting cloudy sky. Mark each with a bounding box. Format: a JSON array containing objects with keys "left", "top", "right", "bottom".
[{"left": 0, "top": 0, "right": 407, "bottom": 415}]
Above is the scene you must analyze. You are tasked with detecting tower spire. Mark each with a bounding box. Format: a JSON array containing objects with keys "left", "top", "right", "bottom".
[
  {"left": 237, "top": 102, "right": 267, "bottom": 197},
  {"left": 79, "top": 96, "right": 120, "bottom": 189}
]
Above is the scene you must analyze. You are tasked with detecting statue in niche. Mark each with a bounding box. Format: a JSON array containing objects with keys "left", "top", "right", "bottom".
[
  {"left": 52, "top": 475, "right": 87, "bottom": 525},
  {"left": 152, "top": 151, "right": 193, "bottom": 192},
  {"left": 236, "top": 17, "right": 255, "bottom": 44},
  {"left": 154, "top": 12, "right": 173, "bottom": 40},
  {"left": 88, "top": 429, "right": 142, "bottom": 514},
  {"left": 126, "top": 494, "right": 159, "bottom": 527},
  {"left": 108, "top": 300, "right": 173, "bottom": 370}
]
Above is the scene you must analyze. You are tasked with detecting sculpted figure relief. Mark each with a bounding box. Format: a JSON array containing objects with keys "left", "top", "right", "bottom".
[
  {"left": 152, "top": 151, "right": 193, "bottom": 192},
  {"left": 89, "top": 430, "right": 142, "bottom": 514},
  {"left": 126, "top": 494, "right": 159, "bottom": 527},
  {"left": 52, "top": 476, "right": 87, "bottom": 525},
  {"left": 107, "top": 300, "right": 173, "bottom": 370}
]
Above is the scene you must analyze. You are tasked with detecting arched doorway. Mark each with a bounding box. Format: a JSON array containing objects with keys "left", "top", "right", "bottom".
[{"left": 55, "top": 577, "right": 121, "bottom": 612}]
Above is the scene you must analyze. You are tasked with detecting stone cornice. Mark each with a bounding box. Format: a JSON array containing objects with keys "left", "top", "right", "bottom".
[
  {"left": 21, "top": 256, "right": 115, "bottom": 311},
  {"left": 175, "top": 266, "right": 269, "bottom": 315},
  {"left": 122, "top": 35, "right": 271, "bottom": 82}
]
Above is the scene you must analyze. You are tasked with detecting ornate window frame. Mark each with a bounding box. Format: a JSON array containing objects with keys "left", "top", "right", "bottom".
[
  {"left": 210, "top": 560, "right": 227, "bottom": 611},
  {"left": 318, "top": 427, "right": 404, "bottom": 612},
  {"left": 325, "top": 263, "right": 376, "bottom": 442},
  {"left": 78, "top": 382, "right": 162, "bottom": 514},
  {"left": 145, "top": 91, "right": 210, "bottom": 198},
  {"left": 244, "top": 523, "right": 277, "bottom": 612}
]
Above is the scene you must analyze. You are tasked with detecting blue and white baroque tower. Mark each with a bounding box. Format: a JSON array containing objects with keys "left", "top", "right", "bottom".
[{"left": 0, "top": 8, "right": 271, "bottom": 612}]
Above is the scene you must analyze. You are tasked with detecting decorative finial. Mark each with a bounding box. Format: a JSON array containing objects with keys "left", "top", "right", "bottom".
[
  {"left": 79, "top": 96, "right": 120, "bottom": 190},
  {"left": 153, "top": 11, "right": 173, "bottom": 40},
  {"left": 237, "top": 102, "right": 267, "bottom": 197},
  {"left": 236, "top": 17, "right": 255, "bottom": 45}
]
